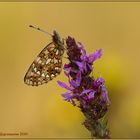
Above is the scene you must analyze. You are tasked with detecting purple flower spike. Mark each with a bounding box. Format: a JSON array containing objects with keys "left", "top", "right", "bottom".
[{"left": 57, "top": 36, "right": 110, "bottom": 139}]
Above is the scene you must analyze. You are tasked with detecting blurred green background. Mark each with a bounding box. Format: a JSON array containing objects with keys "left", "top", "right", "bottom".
[{"left": 0, "top": 2, "right": 140, "bottom": 138}]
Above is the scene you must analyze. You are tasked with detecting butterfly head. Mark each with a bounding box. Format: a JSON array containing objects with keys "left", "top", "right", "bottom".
[{"left": 52, "top": 30, "right": 63, "bottom": 46}]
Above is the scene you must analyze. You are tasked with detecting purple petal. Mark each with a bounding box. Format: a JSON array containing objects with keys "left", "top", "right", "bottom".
[
  {"left": 68, "top": 72, "right": 82, "bottom": 88},
  {"left": 101, "top": 86, "right": 110, "bottom": 105},
  {"left": 87, "top": 63, "right": 93, "bottom": 71},
  {"left": 61, "top": 92, "right": 77, "bottom": 106},
  {"left": 73, "top": 61, "right": 86, "bottom": 72},
  {"left": 75, "top": 72, "right": 81, "bottom": 86},
  {"left": 64, "top": 64, "right": 69, "bottom": 68},
  {"left": 88, "top": 48, "right": 103, "bottom": 63},
  {"left": 97, "top": 77, "right": 105, "bottom": 84},
  {"left": 80, "top": 89, "right": 94, "bottom": 96},
  {"left": 73, "top": 61, "right": 83, "bottom": 68},
  {"left": 78, "top": 42, "right": 87, "bottom": 60},
  {"left": 62, "top": 92, "right": 71, "bottom": 98},
  {"left": 57, "top": 81, "right": 73, "bottom": 91},
  {"left": 93, "top": 77, "right": 105, "bottom": 87},
  {"left": 64, "top": 64, "right": 71, "bottom": 71},
  {"left": 69, "top": 79, "right": 78, "bottom": 88},
  {"left": 64, "top": 67, "right": 71, "bottom": 71},
  {"left": 88, "top": 91, "right": 95, "bottom": 99},
  {"left": 61, "top": 92, "right": 72, "bottom": 102}
]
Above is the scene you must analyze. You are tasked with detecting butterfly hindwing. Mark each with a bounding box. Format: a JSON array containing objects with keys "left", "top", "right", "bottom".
[{"left": 24, "top": 42, "right": 63, "bottom": 86}]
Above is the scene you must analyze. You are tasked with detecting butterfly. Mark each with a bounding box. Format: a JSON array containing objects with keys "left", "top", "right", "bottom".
[{"left": 24, "top": 25, "right": 65, "bottom": 86}]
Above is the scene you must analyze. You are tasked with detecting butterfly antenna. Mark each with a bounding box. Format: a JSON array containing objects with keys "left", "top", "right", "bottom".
[{"left": 29, "top": 25, "right": 53, "bottom": 36}]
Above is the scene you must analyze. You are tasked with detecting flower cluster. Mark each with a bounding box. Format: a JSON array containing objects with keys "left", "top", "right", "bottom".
[{"left": 57, "top": 36, "right": 110, "bottom": 138}]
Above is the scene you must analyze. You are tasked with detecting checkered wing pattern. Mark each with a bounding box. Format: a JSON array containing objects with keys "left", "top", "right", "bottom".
[{"left": 24, "top": 42, "right": 64, "bottom": 86}]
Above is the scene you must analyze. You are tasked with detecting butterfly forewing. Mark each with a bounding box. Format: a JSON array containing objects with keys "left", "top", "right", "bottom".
[{"left": 24, "top": 42, "right": 64, "bottom": 86}]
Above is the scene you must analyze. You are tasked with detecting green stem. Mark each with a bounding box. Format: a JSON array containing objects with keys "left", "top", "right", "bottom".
[{"left": 83, "top": 116, "right": 110, "bottom": 139}]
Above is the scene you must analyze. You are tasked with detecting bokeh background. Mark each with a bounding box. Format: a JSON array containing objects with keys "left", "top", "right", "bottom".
[{"left": 0, "top": 2, "right": 140, "bottom": 138}]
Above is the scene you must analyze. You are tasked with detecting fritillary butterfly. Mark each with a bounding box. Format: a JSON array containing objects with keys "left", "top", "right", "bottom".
[{"left": 24, "top": 25, "right": 65, "bottom": 86}]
